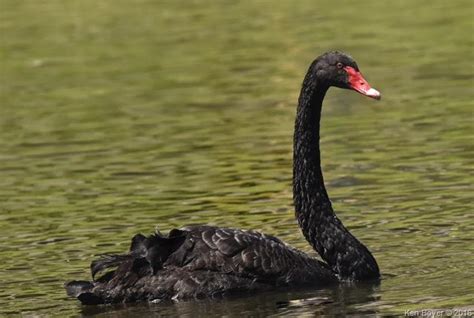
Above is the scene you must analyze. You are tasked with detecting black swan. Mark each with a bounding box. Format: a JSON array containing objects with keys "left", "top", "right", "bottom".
[{"left": 65, "top": 51, "right": 381, "bottom": 305}]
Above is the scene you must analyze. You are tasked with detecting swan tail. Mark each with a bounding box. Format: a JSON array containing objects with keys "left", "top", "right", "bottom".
[
  {"left": 90, "top": 229, "right": 187, "bottom": 279},
  {"left": 64, "top": 280, "right": 93, "bottom": 297},
  {"left": 64, "top": 280, "right": 105, "bottom": 305},
  {"left": 65, "top": 229, "right": 188, "bottom": 304}
]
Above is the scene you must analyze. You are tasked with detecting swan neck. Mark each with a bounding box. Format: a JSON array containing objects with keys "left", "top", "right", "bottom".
[{"left": 293, "top": 78, "right": 380, "bottom": 281}]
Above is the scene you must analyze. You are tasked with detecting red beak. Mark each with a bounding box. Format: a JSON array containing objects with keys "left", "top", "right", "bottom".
[{"left": 344, "top": 66, "right": 381, "bottom": 100}]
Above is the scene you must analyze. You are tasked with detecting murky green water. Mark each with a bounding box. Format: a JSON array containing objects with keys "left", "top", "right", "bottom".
[{"left": 1, "top": 0, "right": 473, "bottom": 316}]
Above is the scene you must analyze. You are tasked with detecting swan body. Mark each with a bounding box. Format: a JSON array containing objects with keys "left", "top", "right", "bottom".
[
  {"left": 67, "top": 226, "right": 336, "bottom": 304},
  {"left": 66, "top": 51, "right": 381, "bottom": 305}
]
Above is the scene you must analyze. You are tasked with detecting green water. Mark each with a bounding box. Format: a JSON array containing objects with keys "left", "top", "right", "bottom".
[{"left": 1, "top": 0, "right": 473, "bottom": 316}]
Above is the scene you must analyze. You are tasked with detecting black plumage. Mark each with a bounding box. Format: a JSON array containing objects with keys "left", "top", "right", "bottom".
[{"left": 66, "top": 51, "right": 381, "bottom": 305}]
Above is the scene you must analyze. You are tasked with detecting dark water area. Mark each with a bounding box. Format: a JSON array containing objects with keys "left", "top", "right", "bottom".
[{"left": 0, "top": 0, "right": 473, "bottom": 316}]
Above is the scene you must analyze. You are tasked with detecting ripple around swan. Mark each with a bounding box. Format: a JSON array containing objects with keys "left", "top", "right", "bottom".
[{"left": 1, "top": 0, "right": 473, "bottom": 316}]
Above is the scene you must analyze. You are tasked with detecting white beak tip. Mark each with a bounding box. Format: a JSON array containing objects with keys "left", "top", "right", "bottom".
[{"left": 367, "top": 88, "right": 381, "bottom": 100}]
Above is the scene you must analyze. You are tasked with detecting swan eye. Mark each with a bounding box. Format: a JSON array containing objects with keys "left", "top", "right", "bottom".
[{"left": 336, "top": 62, "right": 344, "bottom": 69}]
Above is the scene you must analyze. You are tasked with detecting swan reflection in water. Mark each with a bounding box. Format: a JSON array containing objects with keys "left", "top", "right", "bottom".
[{"left": 80, "top": 283, "right": 382, "bottom": 317}]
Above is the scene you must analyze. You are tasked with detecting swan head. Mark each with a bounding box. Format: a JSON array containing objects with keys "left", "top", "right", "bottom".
[{"left": 313, "top": 51, "right": 381, "bottom": 100}]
